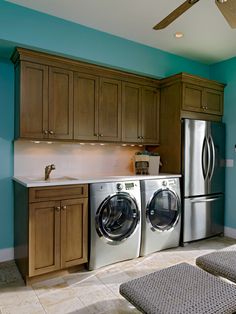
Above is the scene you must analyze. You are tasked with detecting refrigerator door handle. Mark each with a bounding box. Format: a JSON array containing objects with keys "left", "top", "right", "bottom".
[
  {"left": 189, "top": 196, "right": 221, "bottom": 203},
  {"left": 201, "top": 137, "right": 210, "bottom": 180},
  {"left": 208, "top": 135, "right": 216, "bottom": 181}
]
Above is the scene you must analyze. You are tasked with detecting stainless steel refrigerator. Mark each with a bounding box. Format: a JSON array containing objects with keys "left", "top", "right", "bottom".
[{"left": 182, "top": 119, "right": 225, "bottom": 244}]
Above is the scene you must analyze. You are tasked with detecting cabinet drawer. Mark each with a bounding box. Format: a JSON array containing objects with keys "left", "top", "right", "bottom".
[{"left": 29, "top": 185, "right": 88, "bottom": 203}]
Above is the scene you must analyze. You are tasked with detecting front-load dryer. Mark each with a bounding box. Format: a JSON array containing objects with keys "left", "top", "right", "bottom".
[
  {"left": 89, "top": 180, "right": 141, "bottom": 270},
  {"left": 140, "top": 177, "right": 181, "bottom": 257}
]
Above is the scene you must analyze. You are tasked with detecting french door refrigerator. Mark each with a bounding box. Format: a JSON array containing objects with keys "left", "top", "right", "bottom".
[{"left": 182, "top": 119, "right": 225, "bottom": 244}]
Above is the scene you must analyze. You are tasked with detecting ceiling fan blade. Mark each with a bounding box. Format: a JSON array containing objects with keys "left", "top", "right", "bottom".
[
  {"left": 153, "top": 0, "right": 200, "bottom": 30},
  {"left": 215, "top": 0, "right": 236, "bottom": 28}
]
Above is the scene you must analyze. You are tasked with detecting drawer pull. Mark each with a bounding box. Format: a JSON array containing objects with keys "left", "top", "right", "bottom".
[{"left": 62, "top": 205, "right": 67, "bottom": 210}]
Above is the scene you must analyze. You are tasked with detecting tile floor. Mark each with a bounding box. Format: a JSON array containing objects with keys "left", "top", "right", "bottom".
[{"left": 0, "top": 236, "right": 235, "bottom": 314}]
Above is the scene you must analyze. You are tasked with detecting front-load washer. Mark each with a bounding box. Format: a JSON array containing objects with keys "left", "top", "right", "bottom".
[
  {"left": 140, "top": 177, "right": 181, "bottom": 257},
  {"left": 89, "top": 180, "right": 141, "bottom": 270}
]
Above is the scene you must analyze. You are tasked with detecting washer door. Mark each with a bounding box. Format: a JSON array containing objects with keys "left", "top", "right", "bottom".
[
  {"left": 96, "top": 192, "right": 140, "bottom": 244},
  {"left": 147, "top": 189, "right": 180, "bottom": 232}
]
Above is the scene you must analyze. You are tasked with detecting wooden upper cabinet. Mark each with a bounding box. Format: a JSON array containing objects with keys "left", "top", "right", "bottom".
[
  {"left": 141, "top": 86, "right": 160, "bottom": 144},
  {"left": 182, "top": 83, "right": 223, "bottom": 116},
  {"left": 74, "top": 72, "right": 99, "bottom": 141},
  {"left": 16, "top": 61, "right": 73, "bottom": 140},
  {"left": 49, "top": 67, "right": 73, "bottom": 140},
  {"left": 98, "top": 78, "right": 122, "bottom": 142},
  {"left": 122, "top": 82, "right": 142, "bottom": 143},
  {"left": 182, "top": 83, "right": 204, "bottom": 112},
  {"left": 204, "top": 88, "right": 223, "bottom": 115},
  {"left": 18, "top": 62, "right": 49, "bottom": 139}
]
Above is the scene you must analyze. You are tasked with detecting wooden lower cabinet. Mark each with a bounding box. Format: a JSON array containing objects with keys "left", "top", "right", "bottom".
[{"left": 14, "top": 183, "right": 88, "bottom": 281}]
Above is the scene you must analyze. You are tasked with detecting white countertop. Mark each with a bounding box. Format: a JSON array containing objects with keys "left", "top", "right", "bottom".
[{"left": 13, "top": 173, "right": 182, "bottom": 187}]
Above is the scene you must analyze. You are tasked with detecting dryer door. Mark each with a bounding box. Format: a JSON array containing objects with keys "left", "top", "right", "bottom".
[
  {"left": 147, "top": 189, "right": 180, "bottom": 232},
  {"left": 96, "top": 192, "right": 140, "bottom": 244}
]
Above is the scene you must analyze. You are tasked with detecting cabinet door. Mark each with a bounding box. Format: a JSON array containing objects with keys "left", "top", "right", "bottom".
[
  {"left": 204, "top": 88, "right": 223, "bottom": 115},
  {"left": 141, "top": 87, "right": 160, "bottom": 144},
  {"left": 19, "top": 62, "right": 48, "bottom": 139},
  {"left": 60, "top": 198, "right": 88, "bottom": 268},
  {"left": 49, "top": 67, "right": 73, "bottom": 139},
  {"left": 29, "top": 201, "right": 61, "bottom": 276},
  {"left": 122, "top": 82, "right": 142, "bottom": 143},
  {"left": 98, "top": 78, "right": 121, "bottom": 142},
  {"left": 74, "top": 73, "right": 99, "bottom": 140},
  {"left": 182, "top": 83, "right": 204, "bottom": 112}
]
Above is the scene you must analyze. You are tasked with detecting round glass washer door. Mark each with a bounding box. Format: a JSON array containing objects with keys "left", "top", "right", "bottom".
[
  {"left": 96, "top": 192, "right": 140, "bottom": 244},
  {"left": 147, "top": 189, "right": 180, "bottom": 232}
]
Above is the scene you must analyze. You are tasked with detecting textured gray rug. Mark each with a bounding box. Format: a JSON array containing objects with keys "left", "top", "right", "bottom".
[{"left": 0, "top": 260, "right": 23, "bottom": 287}]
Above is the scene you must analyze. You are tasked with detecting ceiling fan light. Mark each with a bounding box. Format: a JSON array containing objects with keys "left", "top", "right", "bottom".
[
  {"left": 174, "top": 32, "right": 184, "bottom": 38},
  {"left": 217, "top": 0, "right": 227, "bottom": 3}
]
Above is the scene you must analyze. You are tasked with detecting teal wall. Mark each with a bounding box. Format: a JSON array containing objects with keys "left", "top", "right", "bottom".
[
  {"left": 210, "top": 58, "right": 236, "bottom": 229},
  {"left": 0, "top": 1, "right": 214, "bottom": 251},
  {"left": 0, "top": 58, "right": 14, "bottom": 249}
]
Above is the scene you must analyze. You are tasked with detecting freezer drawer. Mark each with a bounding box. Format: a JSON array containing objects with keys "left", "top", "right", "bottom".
[{"left": 183, "top": 194, "right": 224, "bottom": 243}]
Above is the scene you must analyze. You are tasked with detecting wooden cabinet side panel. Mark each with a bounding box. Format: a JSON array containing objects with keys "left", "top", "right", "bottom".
[
  {"left": 141, "top": 87, "right": 160, "bottom": 144},
  {"left": 122, "top": 82, "right": 141, "bottom": 142},
  {"left": 98, "top": 78, "right": 122, "bottom": 141},
  {"left": 159, "top": 84, "right": 182, "bottom": 173},
  {"left": 49, "top": 67, "right": 73, "bottom": 139},
  {"left": 61, "top": 198, "right": 88, "bottom": 268},
  {"left": 74, "top": 73, "right": 99, "bottom": 140},
  {"left": 14, "top": 182, "right": 29, "bottom": 279},
  {"left": 20, "top": 62, "right": 49, "bottom": 139},
  {"left": 29, "top": 201, "right": 61, "bottom": 276}
]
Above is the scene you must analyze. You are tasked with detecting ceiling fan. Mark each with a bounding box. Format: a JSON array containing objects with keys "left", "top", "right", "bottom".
[{"left": 153, "top": 0, "right": 236, "bottom": 30}]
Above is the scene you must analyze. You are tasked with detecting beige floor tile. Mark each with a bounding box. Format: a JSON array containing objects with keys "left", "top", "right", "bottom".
[
  {"left": 0, "top": 285, "right": 38, "bottom": 307},
  {"left": 0, "top": 301, "right": 45, "bottom": 314},
  {"left": 41, "top": 296, "right": 86, "bottom": 314},
  {"left": 38, "top": 286, "right": 77, "bottom": 308}
]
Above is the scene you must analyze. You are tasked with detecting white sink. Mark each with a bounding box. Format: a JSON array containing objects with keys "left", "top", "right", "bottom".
[{"left": 26, "top": 176, "right": 78, "bottom": 183}]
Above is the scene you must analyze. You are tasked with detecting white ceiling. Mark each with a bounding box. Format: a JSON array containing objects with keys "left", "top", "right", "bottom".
[{"left": 7, "top": 0, "right": 236, "bottom": 64}]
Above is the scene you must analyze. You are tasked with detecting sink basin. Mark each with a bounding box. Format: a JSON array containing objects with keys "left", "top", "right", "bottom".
[{"left": 26, "top": 176, "right": 78, "bottom": 183}]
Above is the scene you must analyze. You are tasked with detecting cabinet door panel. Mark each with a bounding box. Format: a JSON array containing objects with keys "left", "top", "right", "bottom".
[
  {"left": 74, "top": 73, "right": 99, "bottom": 140},
  {"left": 29, "top": 201, "right": 60, "bottom": 276},
  {"left": 182, "top": 83, "right": 204, "bottom": 112},
  {"left": 61, "top": 198, "right": 88, "bottom": 268},
  {"left": 49, "top": 67, "right": 73, "bottom": 139},
  {"left": 99, "top": 78, "right": 121, "bottom": 141},
  {"left": 141, "top": 87, "right": 160, "bottom": 144},
  {"left": 122, "top": 82, "right": 141, "bottom": 142},
  {"left": 20, "top": 62, "right": 48, "bottom": 139},
  {"left": 204, "top": 89, "right": 223, "bottom": 115}
]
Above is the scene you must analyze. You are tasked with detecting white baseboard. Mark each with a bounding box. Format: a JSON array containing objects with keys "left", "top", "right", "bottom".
[
  {"left": 224, "top": 226, "right": 236, "bottom": 239},
  {"left": 0, "top": 247, "right": 14, "bottom": 262}
]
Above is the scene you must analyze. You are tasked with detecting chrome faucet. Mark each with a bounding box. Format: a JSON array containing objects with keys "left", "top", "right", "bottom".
[{"left": 45, "top": 164, "right": 56, "bottom": 180}]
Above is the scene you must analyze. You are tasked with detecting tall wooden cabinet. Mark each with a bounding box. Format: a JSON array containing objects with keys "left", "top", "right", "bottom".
[
  {"left": 158, "top": 73, "right": 225, "bottom": 173},
  {"left": 14, "top": 183, "right": 88, "bottom": 282}
]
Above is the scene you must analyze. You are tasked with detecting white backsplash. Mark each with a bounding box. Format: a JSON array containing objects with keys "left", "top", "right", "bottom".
[{"left": 14, "top": 141, "right": 142, "bottom": 178}]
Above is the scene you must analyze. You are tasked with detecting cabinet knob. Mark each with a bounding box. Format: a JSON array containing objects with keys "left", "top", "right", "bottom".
[
  {"left": 94, "top": 133, "right": 99, "bottom": 137},
  {"left": 55, "top": 206, "right": 61, "bottom": 212},
  {"left": 100, "top": 134, "right": 103, "bottom": 137},
  {"left": 62, "top": 205, "right": 67, "bottom": 210},
  {"left": 43, "top": 130, "right": 48, "bottom": 135},
  {"left": 49, "top": 130, "right": 54, "bottom": 135}
]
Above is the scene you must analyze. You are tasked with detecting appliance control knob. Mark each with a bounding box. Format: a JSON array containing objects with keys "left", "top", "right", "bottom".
[
  {"left": 162, "top": 180, "right": 167, "bottom": 186},
  {"left": 116, "top": 183, "right": 123, "bottom": 191}
]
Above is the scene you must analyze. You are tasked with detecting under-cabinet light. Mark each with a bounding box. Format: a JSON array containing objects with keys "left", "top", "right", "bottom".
[{"left": 32, "top": 141, "right": 40, "bottom": 144}]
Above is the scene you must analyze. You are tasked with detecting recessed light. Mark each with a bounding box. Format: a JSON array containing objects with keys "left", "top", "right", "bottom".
[{"left": 174, "top": 32, "right": 184, "bottom": 39}]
